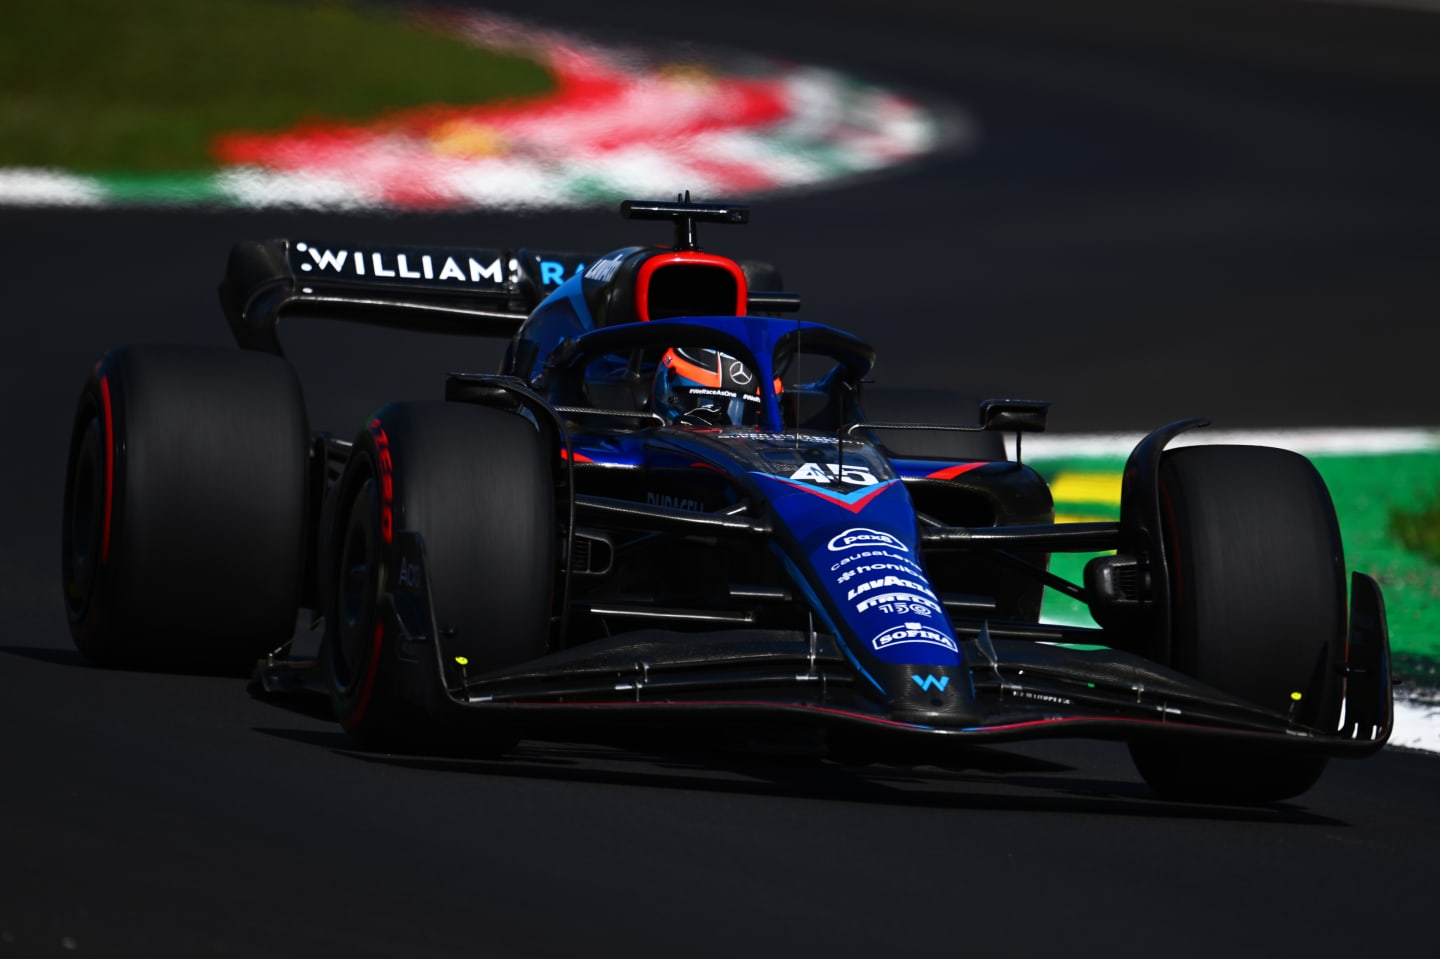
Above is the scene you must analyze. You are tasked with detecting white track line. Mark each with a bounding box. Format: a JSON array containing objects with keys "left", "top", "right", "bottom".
[
  {"left": 1391, "top": 697, "right": 1440, "bottom": 753},
  {"left": 1018, "top": 426, "right": 1440, "bottom": 460}
]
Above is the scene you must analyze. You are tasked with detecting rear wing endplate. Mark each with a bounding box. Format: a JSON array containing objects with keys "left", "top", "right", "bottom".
[{"left": 218, "top": 238, "right": 591, "bottom": 355}]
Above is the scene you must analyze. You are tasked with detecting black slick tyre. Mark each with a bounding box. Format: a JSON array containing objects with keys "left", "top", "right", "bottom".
[
  {"left": 325, "top": 401, "right": 555, "bottom": 751},
  {"left": 60, "top": 346, "right": 309, "bottom": 673},
  {"left": 1129, "top": 445, "right": 1346, "bottom": 804}
]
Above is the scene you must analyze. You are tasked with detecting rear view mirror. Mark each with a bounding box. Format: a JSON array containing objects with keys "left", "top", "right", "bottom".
[{"left": 980, "top": 399, "right": 1050, "bottom": 433}]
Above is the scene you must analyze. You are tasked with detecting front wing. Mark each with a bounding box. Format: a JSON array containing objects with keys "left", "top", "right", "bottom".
[{"left": 256, "top": 531, "right": 1392, "bottom": 759}]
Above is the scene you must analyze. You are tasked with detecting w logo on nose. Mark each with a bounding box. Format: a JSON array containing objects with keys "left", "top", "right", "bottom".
[{"left": 911, "top": 674, "right": 950, "bottom": 692}]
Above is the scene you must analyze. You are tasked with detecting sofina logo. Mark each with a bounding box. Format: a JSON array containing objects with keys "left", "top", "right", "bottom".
[
  {"left": 871, "top": 622, "right": 957, "bottom": 654},
  {"left": 826, "top": 528, "right": 908, "bottom": 553}
]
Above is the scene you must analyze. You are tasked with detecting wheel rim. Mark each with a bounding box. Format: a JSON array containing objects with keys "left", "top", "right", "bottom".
[
  {"left": 62, "top": 408, "right": 104, "bottom": 618},
  {"left": 333, "top": 479, "right": 380, "bottom": 691}
]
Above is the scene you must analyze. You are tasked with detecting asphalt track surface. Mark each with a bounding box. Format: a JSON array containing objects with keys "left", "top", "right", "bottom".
[{"left": 4, "top": 1, "right": 1440, "bottom": 955}]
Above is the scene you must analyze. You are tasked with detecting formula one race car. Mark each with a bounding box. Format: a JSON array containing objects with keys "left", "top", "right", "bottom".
[{"left": 60, "top": 197, "right": 1393, "bottom": 804}]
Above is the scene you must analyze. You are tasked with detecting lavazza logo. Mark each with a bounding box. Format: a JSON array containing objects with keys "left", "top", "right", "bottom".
[
  {"left": 826, "top": 528, "right": 908, "bottom": 553},
  {"left": 846, "top": 574, "right": 937, "bottom": 603},
  {"left": 871, "top": 622, "right": 957, "bottom": 654}
]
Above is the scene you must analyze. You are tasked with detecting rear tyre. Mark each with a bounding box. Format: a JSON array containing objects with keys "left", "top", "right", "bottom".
[
  {"left": 1129, "top": 445, "right": 1346, "bottom": 803},
  {"left": 325, "top": 401, "right": 555, "bottom": 751},
  {"left": 61, "top": 346, "right": 309, "bottom": 673}
]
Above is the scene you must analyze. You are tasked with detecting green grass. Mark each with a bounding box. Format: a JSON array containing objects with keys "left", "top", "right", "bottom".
[
  {"left": 0, "top": 0, "right": 554, "bottom": 172},
  {"left": 1391, "top": 491, "right": 1440, "bottom": 565},
  {"left": 1319, "top": 454, "right": 1440, "bottom": 669}
]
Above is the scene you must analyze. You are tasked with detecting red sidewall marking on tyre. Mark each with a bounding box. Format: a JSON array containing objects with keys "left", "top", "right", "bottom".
[
  {"left": 370, "top": 419, "right": 395, "bottom": 545},
  {"left": 346, "top": 622, "right": 386, "bottom": 732}
]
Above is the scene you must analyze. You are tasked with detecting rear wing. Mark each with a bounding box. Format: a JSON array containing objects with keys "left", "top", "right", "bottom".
[{"left": 218, "top": 238, "right": 590, "bottom": 355}]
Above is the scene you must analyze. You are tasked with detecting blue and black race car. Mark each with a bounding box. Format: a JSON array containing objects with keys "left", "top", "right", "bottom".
[{"left": 60, "top": 197, "right": 1393, "bottom": 804}]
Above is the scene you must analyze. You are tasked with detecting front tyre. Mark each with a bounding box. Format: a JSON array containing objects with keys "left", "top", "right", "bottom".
[
  {"left": 325, "top": 402, "right": 556, "bottom": 751},
  {"left": 1129, "top": 445, "right": 1346, "bottom": 804}
]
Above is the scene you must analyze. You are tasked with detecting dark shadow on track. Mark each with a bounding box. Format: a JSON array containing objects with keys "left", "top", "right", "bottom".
[
  {"left": 253, "top": 725, "right": 1347, "bottom": 827},
  {"left": 0, "top": 644, "right": 89, "bottom": 668},
  {"left": 0, "top": 643, "right": 255, "bottom": 678}
]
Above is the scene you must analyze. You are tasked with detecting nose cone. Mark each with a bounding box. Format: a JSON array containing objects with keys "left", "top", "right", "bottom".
[{"left": 881, "top": 663, "right": 981, "bottom": 726}]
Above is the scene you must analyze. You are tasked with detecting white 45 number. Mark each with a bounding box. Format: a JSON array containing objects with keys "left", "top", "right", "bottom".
[{"left": 791, "top": 462, "right": 879, "bottom": 486}]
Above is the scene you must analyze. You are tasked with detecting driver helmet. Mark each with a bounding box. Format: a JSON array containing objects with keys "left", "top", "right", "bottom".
[{"left": 652, "top": 347, "right": 763, "bottom": 426}]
